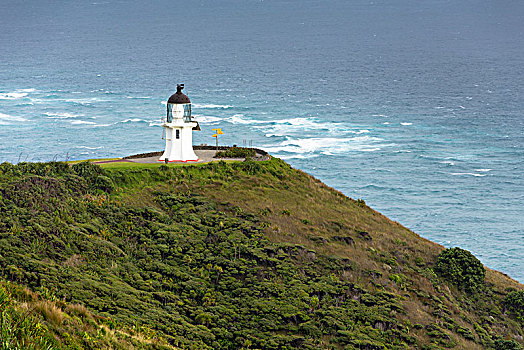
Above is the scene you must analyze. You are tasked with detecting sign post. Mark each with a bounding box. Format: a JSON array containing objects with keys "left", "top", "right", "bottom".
[{"left": 212, "top": 128, "right": 224, "bottom": 153}]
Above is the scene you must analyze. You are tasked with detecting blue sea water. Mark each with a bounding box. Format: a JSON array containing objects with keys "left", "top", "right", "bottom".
[{"left": 1, "top": 0, "right": 523, "bottom": 282}]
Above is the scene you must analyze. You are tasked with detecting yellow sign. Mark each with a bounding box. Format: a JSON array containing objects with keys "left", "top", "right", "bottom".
[{"left": 212, "top": 128, "right": 223, "bottom": 151}]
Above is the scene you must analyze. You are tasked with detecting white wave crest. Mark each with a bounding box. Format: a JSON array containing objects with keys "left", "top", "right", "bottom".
[
  {"left": 121, "top": 118, "right": 150, "bottom": 123},
  {"left": 440, "top": 161, "right": 455, "bottom": 166},
  {"left": 265, "top": 133, "right": 285, "bottom": 137},
  {"left": 77, "top": 146, "right": 103, "bottom": 150},
  {"left": 44, "top": 112, "right": 82, "bottom": 119},
  {"left": 193, "top": 103, "right": 233, "bottom": 109},
  {"left": 92, "top": 123, "right": 113, "bottom": 127},
  {"left": 194, "top": 115, "right": 222, "bottom": 123},
  {"left": 0, "top": 92, "right": 28, "bottom": 100},
  {"left": 475, "top": 169, "right": 491, "bottom": 172},
  {"left": 253, "top": 117, "right": 319, "bottom": 131},
  {"left": 71, "top": 120, "right": 96, "bottom": 125},
  {"left": 278, "top": 153, "right": 316, "bottom": 160},
  {"left": 65, "top": 98, "right": 104, "bottom": 105},
  {"left": 263, "top": 136, "right": 385, "bottom": 156},
  {"left": 400, "top": 122, "right": 412, "bottom": 126},
  {"left": 450, "top": 172, "right": 486, "bottom": 177},
  {"left": 228, "top": 114, "right": 267, "bottom": 125},
  {"left": 0, "top": 113, "right": 27, "bottom": 125}
]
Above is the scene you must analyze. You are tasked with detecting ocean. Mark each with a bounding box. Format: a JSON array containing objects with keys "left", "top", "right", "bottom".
[{"left": 1, "top": 0, "right": 523, "bottom": 282}]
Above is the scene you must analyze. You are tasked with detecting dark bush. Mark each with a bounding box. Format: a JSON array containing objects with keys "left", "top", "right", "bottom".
[
  {"left": 72, "top": 161, "right": 104, "bottom": 180},
  {"left": 240, "top": 158, "right": 261, "bottom": 174},
  {"left": 505, "top": 290, "right": 524, "bottom": 323},
  {"left": 0, "top": 162, "right": 15, "bottom": 175},
  {"left": 493, "top": 338, "right": 523, "bottom": 350},
  {"left": 434, "top": 247, "right": 485, "bottom": 293},
  {"left": 215, "top": 147, "right": 256, "bottom": 159},
  {"left": 94, "top": 175, "right": 115, "bottom": 194}
]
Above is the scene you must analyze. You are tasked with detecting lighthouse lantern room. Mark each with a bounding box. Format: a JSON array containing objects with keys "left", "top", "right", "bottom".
[{"left": 159, "top": 84, "right": 200, "bottom": 162}]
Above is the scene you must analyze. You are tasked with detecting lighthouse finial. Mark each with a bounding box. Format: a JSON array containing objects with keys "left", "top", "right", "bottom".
[{"left": 176, "top": 84, "right": 184, "bottom": 94}]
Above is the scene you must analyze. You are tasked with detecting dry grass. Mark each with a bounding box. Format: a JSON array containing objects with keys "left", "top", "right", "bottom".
[
  {"left": 63, "top": 254, "right": 84, "bottom": 268},
  {"left": 34, "top": 300, "right": 64, "bottom": 326},
  {"left": 65, "top": 303, "right": 91, "bottom": 319}
]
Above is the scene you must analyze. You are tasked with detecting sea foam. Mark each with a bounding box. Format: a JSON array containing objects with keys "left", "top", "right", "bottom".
[
  {"left": 263, "top": 136, "right": 385, "bottom": 156},
  {"left": 451, "top": 172, "right": 486, "bottom": 177},
  {"left": 0, "top": 113, "right": 27, "bottom": 125},
  {"left": 44, "top": 112, "right": 83, "bottom": 119},
  {"left": 193, "top": 103, "right": 233, "bottom": 109},
  {"left": 71, "top": 120, "right": 97, "bottom": 125},
  {"left": 194, "top": 115, "right": 222, "bottom": 123},
  {"left": 0, "top": 91, "right": 29, "bottom": 100}
]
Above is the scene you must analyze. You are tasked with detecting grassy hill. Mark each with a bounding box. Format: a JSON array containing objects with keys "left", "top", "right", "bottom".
[{"left": 0, "top": 158, "right": 522, "bottom": 349}]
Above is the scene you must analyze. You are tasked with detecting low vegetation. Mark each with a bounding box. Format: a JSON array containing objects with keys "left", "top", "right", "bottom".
[
  {"left": 0, "top": 278, "right": 173, "bottom": 349},
  {"left": 0, "top": 159, "right": 522, "bottom": 349},
  {"left": 214, "top": 147, "right": 256, "bottom": 159},
  {"left": 434, "top": 247, "right": 486, "bottom": 294}
]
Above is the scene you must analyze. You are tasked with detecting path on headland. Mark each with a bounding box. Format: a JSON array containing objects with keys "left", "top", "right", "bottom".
[{"left": 92, "top": 149, "right": 269, "bottom": 165}]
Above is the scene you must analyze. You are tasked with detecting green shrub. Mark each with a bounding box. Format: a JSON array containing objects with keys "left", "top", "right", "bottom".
[
  {"left": 434, "top": 247, "right": 485, "bottom": 293},
  {"left": 493, "top": 338, "right": 523, "bottom": 350},
  {"left": 72, "top": 161, "right": 104, "bottom": 180},
  {"left": 356, "top": 199, "right": 366, "bottom": 207},
  {"left": 215, "top": 147, "right": 256, "bottom": 159},
  {"left": 94, "top": 175, "right": 115, "bottom": 193},
  {"left": 240, "top": 158, "right": 261, "bottom": 174},
  {"left": 414, "top": 257, "right": 425, "bottom": 267},
  {"left": 505, "top": 290, "right": 524, "bottom": 323}
]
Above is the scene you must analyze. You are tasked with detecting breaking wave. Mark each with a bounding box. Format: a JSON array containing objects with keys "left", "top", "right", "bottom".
[
  {"left": 263, "top": 136, "right": 386, "bottom": 157},
  {"left": 450, "top": 172, "right": 486, "bottom": 177},
  {"left": 0, "top": 89, "right": 35, "bottom": 100},
  {"left": 194, "top": 115, "right": 222, "bottom": 123},
  {"left": 0, "top": 112, "right": 27, "bottom": 125},
  {"left": 193, "top": 103, "right": 233, "bottom": 109},
  {"left": 71, "top": 120, "right": 97, "bottom": 125},
  {"left": 44, "top": 112, "right": 83, "bottom": 119}
]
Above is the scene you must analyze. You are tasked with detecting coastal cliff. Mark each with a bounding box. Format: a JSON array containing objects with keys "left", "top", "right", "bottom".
[{"left": 0, "top": 158, "right": 522, "bottom": 349}]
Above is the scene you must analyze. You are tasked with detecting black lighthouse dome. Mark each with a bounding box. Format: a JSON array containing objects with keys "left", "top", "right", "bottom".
[{"left": 168, "top": 84, "right": 191, "bottom": 104}]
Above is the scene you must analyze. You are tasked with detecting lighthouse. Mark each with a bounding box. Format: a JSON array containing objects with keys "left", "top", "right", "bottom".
[{"left": 159, "top": 84, "right": 200, "bottom": 162}]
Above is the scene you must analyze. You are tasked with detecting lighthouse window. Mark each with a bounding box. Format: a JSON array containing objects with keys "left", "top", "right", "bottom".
[
  {"left": 176, "top": 129, "right": 180, "bottom": 139},
  {"left": 183, "top": 104, "right": 192, "bottom": 122},
  {"left": 167, "top": 105, "right": 173, "bottom": 123}
]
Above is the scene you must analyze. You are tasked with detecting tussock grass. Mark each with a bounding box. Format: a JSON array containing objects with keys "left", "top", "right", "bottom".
[
  {"left": 34, "top": 300, "right": 64, "bottom": 325},
  {"left": 65, "top": 303, "right": 91, "bottom": 319},
  {"left": 0, "top": 278, "right": 177, "bottom": 349}
]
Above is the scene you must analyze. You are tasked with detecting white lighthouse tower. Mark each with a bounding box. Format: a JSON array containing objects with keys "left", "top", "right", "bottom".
[{"left": 159, "top": 84, "right": 200, "bottom": 162}]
